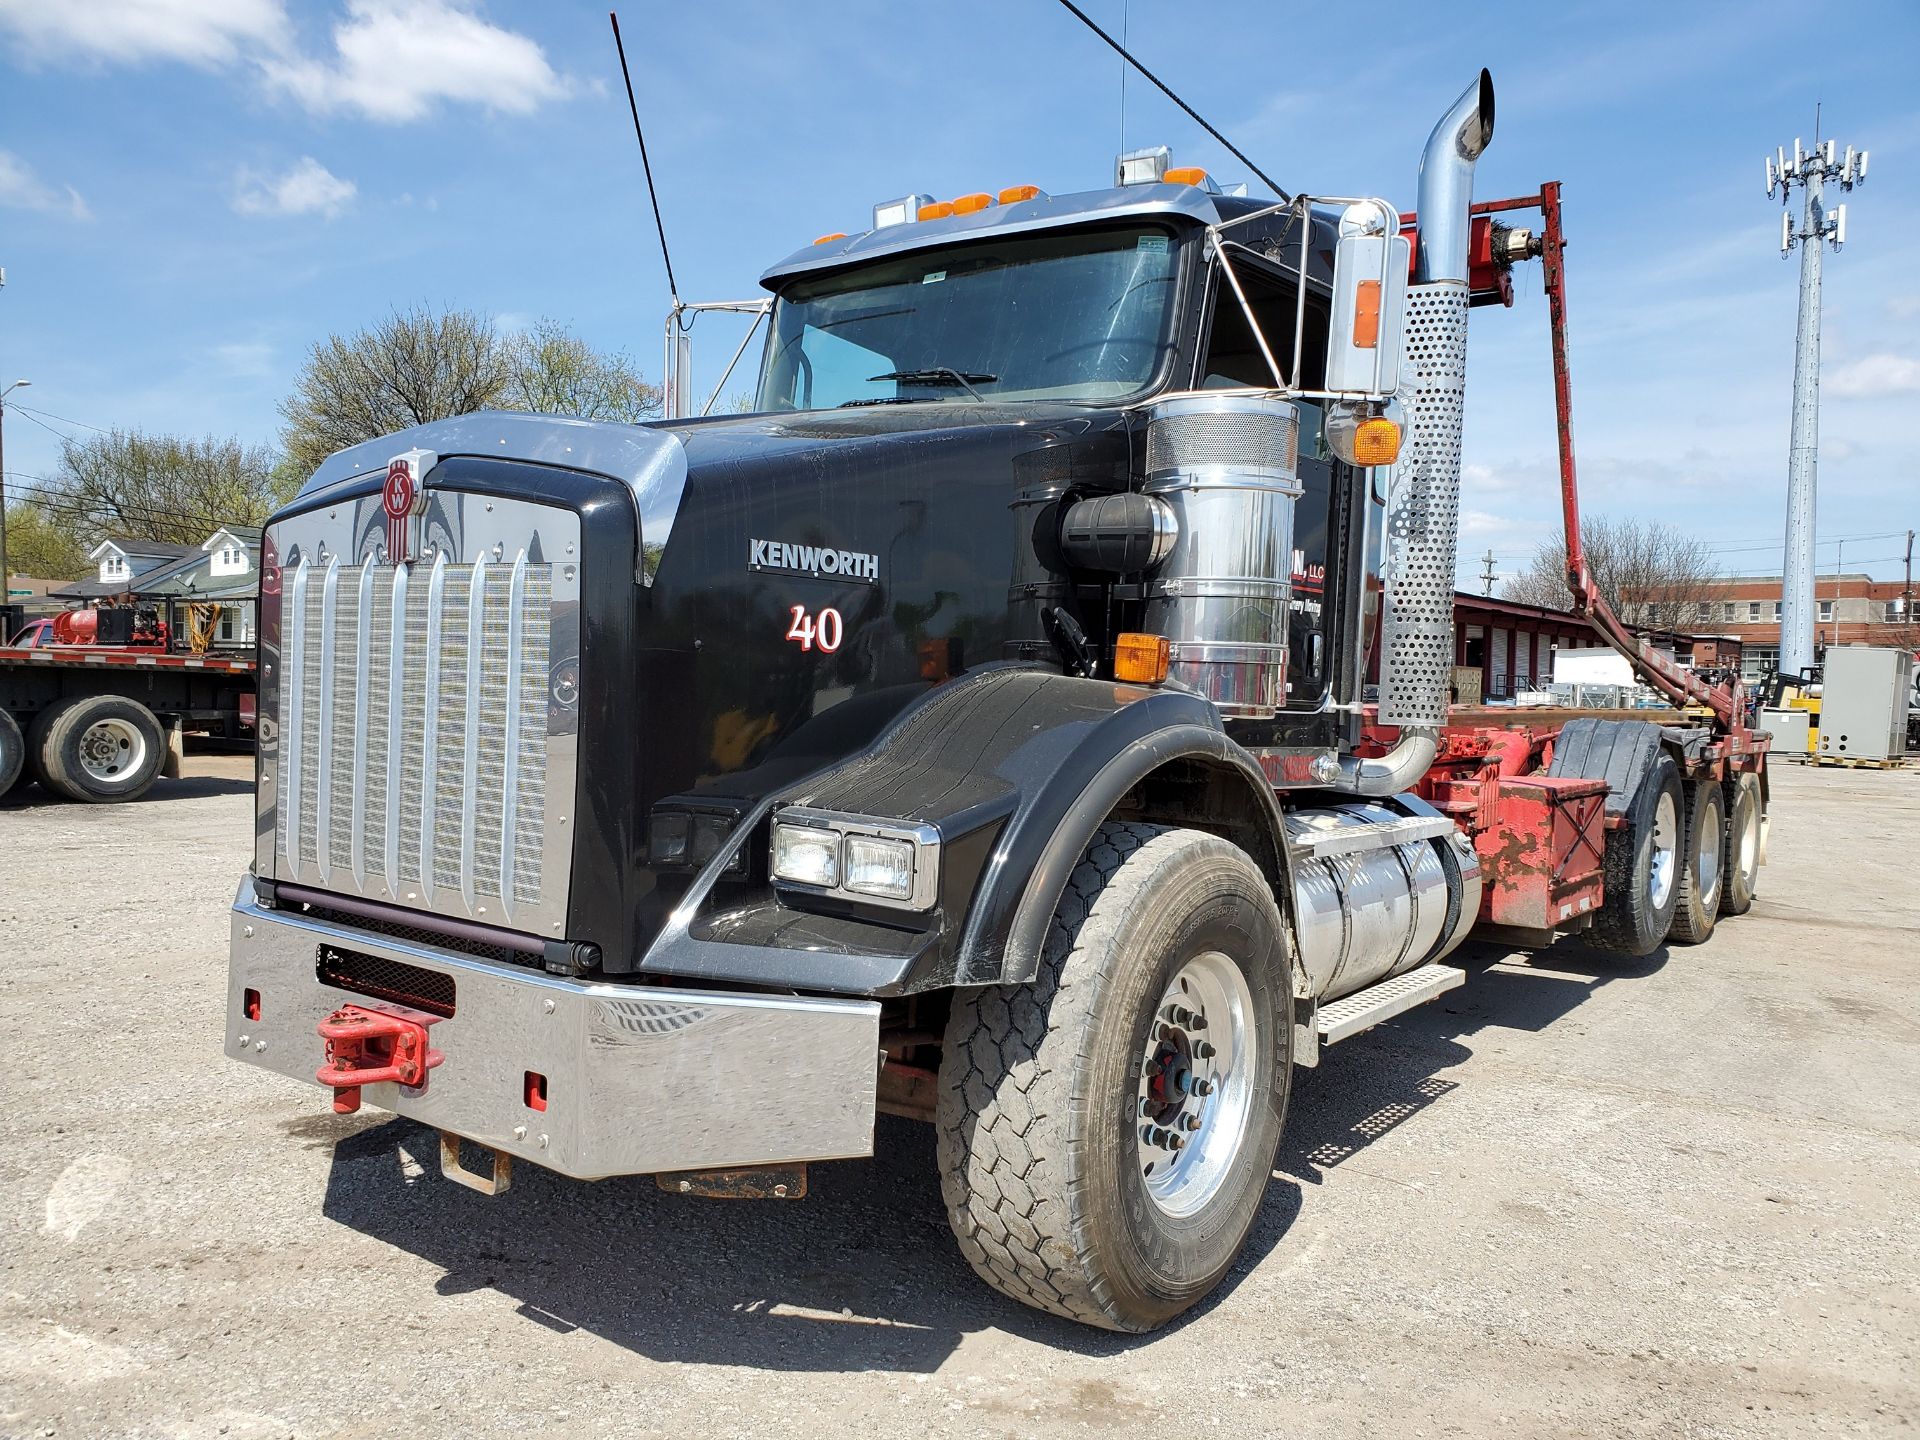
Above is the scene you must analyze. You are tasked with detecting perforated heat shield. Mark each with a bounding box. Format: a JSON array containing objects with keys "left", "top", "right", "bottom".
[{"left": 1379, "top": 282, "right": 1470, "bottom": 727}]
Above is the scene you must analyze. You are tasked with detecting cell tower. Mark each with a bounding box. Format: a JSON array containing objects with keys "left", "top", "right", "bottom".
[{"left": 1766, "top": 123, "right": 1866, "bottom": 677}]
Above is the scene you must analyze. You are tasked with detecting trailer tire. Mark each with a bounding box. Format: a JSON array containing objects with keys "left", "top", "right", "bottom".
[
  {"left": 1719, "top": 774, "right": 1763, "bottom": 916},
  {"left": 35, "top": 695, "right": 166, "bottom": 803},
  {"left": 936, "top": 822, "right": 1291, "bottom": 1332},
  {"left": 1587, "top": 753, "right": 1683, "bottom": 957},
  {"left": 1667, "top": 779, "right": 1725, "bottom": 946},
  {"left": 0, "top": 709, "right": 22, "bottom": 799}
]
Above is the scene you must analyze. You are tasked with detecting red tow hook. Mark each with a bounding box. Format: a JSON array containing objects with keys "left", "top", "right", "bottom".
[{"left": 315, "top": 1005, "right": 444, "bottom": 1114}]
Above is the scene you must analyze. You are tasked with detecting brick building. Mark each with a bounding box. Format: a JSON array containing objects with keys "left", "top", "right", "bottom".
[{"left": 1635, "top": 573, "right": 1919, "bottom": 681}]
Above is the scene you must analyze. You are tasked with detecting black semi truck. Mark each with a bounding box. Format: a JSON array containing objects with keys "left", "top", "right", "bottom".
[{"left": 224, "top": 71, "right": 1769, "bottom": 1331}]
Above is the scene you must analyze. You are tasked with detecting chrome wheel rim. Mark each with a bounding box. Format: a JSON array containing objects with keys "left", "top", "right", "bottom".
[
  {"left": 1649, "top": 789, "right": 1679, "bottom": 911},
  {"left": 77, "top": 717, "right": 146, "bottom": 784},
  {"left": 1135, "top": 950, "right": 1257, "bottom": 1219}
]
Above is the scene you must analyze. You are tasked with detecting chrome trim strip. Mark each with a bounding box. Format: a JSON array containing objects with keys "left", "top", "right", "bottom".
[
  {"left": 419, "top": 552, "right": 446, "bottom": 908},
  {"left": 499, "top": 548, "right": 528, "bottom": 924},
  {"left": 458, "top": 557, "right": 487, "bottom": 917},
  {"left": 383, "top": 562, "right": 410, "bottom": 892},
  {"left": 314, "top": 555, "right": 341, "bottom": 884},
  {"left": 349, "top": 560, "right": 374, "bottom": 892},
  {"left": 282, "top": 560, "right": 308, "bottom": 878}
]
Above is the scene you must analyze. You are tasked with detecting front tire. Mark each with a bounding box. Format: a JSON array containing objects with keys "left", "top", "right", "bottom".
[{"left": 936, "top": 822, "right": 1292, "bottom": 1332}]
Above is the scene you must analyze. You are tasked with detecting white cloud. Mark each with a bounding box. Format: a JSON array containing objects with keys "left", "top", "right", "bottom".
[
  {"left": 262, "top": 0, "right": 567, "bottom": 122},
  {"left": 1828, "top": 353, "right": 1920, "bottom": 397},
  {"left": 0, "top": 0, "right": 289, "bottom": 68},
  {"left": 0, "top": 150, "right": 92, "bottom": 220},
  {"left": 232, "top": 157, "right": 357, "bottom": 218},
  {"left": 0, "top": 0, "right": 566, "bottom": 124}
]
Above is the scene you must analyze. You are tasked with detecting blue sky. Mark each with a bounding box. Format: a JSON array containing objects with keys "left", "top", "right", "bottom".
[{"left": 2, "top": 0, "right": 1916, "bottom": 585}]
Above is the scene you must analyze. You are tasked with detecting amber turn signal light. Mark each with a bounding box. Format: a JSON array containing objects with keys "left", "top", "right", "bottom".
[
  {"left": 951, "top": 192, "right": 994, "bottom": 215},
  {"left": 998, "top": 184, "right": 1042, "bottom": 204},
  {"left": 1350, "top": 417, "right": 1403, "bottom": 466},
  {"left": 1163, "top": 166, "right": 1210, "bottom": 188},
  {"left": 1113, "top": 633, "right": 1171, "bottom": 684}
]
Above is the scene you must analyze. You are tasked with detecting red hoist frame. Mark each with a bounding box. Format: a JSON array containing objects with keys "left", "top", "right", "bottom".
[{"left": 1373, "top": 185, "right": 1770, "bottom": 941}]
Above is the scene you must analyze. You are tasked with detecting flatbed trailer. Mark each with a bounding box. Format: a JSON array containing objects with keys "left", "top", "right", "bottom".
[{"left": 0, "top": 643, "right": 256, "bottom": 803}]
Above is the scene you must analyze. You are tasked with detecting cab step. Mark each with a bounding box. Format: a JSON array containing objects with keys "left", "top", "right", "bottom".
[{"left": 1295, "top": 964, "right": 1465, "bottom": 1068}]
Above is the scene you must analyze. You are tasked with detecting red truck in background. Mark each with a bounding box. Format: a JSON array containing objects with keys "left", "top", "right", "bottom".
[{"left": 1, "top": 607, "right": 254, "bottom": 803}]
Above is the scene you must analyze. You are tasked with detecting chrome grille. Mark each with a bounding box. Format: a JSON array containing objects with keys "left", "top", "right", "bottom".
[{"left": 275, "top": 549, "right": 555, "bottom": 928}]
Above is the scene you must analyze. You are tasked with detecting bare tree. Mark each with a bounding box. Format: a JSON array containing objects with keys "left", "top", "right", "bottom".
[
  {"left": 281, "top": 306, "right": 663, "bottom": 478},
  {"left": 28, "top": 430, "right": 290, "bottom": 546},
  {"left": 280, "top": 305, "right": 510, "bottom": 477},
  {"left": 1504, "top": 515, "right": 1721, "bottom": 629}
]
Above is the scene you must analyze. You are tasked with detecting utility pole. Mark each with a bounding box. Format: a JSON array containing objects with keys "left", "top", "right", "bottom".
[
  {"left": 0, "top": 376, "right": 28, "bottom": 597},
  {"left": 1480, "top": 549, "right": 1496, "bottom": 596},
  {"left": 1903, "top": 528, "right": 1914, "bottom": 647},
  {"left": 1766, "top": 117, "right": 1866, "bottom": 677}
]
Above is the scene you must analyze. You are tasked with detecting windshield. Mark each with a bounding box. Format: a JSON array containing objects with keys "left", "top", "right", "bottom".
[{"left": 756, "top": 225, "right": 1181, "bottom": 411}]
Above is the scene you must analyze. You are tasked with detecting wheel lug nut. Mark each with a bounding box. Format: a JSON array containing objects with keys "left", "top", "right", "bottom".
[
  {"left": 1194, "top": 1041, "right": 1216, "bottom": 1060},
  {"left": 1195, "top": 1078, "right": 1215, "bottom": 1096},
  {"left": 1165, "top": 1132, "right": 1186, "bottom": 1151},
  {"left": 1139, "top": 1097, "right": 1154, "bottom": 1118},
  {"left": 1180, "top": 1114, "right": 1201, "bottom": 1132}
]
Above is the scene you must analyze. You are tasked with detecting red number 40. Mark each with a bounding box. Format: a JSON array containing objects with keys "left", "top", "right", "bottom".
[{"left": 785, "top": 605, "right": 843, "bottom": 653}]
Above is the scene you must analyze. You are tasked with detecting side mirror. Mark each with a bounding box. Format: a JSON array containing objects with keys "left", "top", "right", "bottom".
[{"left": 1325, "top": 201, "right": 1409, "bottom": 397}]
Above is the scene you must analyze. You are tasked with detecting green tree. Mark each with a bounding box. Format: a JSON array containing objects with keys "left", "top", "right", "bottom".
[
  {"left": 505, "top": 318, "right": 662, "bottom": 423},
  {"left": 29, "top": 430, "right": 290, "bottom": 546},
  {"left": 280, "top": 306, "right": 662, "bottom": 479},
  {"left": 2, "top": 499, "right": 89, "bottom": 579}
]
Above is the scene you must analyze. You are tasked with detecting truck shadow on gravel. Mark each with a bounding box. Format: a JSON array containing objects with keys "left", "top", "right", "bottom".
[
  {"left": 1, "top": 774, "right": 254, "bottom": 807},
  {"left": 315, "top": 940, "right": 1661, "bottom": 1371}
]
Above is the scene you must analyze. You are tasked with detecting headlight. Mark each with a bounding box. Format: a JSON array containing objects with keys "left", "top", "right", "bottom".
[
  {"left": 844, "top": 835, "right": 915, "bottom": 900},
  {"left": 771, "top": 822, "right": 839, "bottom": 889},
  {"left": 769, "top": 808, "right": 940, "bottom": 911}
]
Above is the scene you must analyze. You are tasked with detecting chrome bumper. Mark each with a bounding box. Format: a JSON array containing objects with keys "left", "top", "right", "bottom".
[{"left": 224, "top": 876, "right": 881, "bottom": 1180}]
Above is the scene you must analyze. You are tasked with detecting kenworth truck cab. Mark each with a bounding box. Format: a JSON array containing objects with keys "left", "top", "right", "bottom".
[{"left": 225, "top": 72, "right": 1770, "bottom": 1331}]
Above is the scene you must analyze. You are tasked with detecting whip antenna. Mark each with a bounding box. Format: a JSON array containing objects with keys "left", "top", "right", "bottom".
[
  {"left": 610, "top": 11, "right": 680, "bottom": 306},
  {"left": 1053, "top": 0, "right": 1289, "bottom": 201}
]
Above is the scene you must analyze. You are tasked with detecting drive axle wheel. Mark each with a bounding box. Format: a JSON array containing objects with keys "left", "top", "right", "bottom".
[
  {"left": 1588, "top": 752, "right": 1683, "bottom": 957},
  {"left": 1668, "top": 778, "right": 1726, "bottom": 945},
  {"left": 1719, "top": 773, "right": 1763, "bottom": 916},
  {"left": 936, "top": 822, "right": 1291, "bottom": 1332}
]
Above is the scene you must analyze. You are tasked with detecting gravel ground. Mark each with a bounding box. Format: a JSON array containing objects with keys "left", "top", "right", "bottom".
[{"left": 1, "top": 754, "right": 1916, "bottom": 1439}]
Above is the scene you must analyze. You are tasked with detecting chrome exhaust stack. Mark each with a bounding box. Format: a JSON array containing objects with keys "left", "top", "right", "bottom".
[{"left": 1336, "top": 69, "right": 1493, "bottom": 797}]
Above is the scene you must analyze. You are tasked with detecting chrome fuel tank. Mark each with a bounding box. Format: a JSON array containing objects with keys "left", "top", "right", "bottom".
[{"left": 1287, "top": 797, "right": 1481, "bottom": 1003}]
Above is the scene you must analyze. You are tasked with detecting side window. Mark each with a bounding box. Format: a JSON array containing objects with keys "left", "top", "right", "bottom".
[
  {"left": 771, "top": 324, "right": 895, "bottom": 411},
  {"left": 1197, "top": 259, "right": 1328, "bottom": 391}
]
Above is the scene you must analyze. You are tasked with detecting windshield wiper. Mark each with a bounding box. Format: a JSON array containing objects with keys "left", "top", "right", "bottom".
[{"left": 867, "top": 367, "right": 997, "bottom": 401}]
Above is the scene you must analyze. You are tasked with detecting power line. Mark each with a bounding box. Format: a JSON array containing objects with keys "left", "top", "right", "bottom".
[{"left": 9, "top": 402, "right": 110, "bottom": 435}]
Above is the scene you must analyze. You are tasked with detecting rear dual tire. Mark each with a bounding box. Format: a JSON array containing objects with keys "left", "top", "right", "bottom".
[
  {"left": 936, "top": 822, "right": 1291, "bottom": 1333},
  {"left": 0, "top": 709, "right": 22, "bottom": 799},
  {"left": 1668, "top": 779, "right": 1726, "bottom": 945},
  {"left": 1589, "top": 754, "right": 1684, "bottom": 956},
  {"left": 29, "top": 696, "right": 165, "bottom": 804}
]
